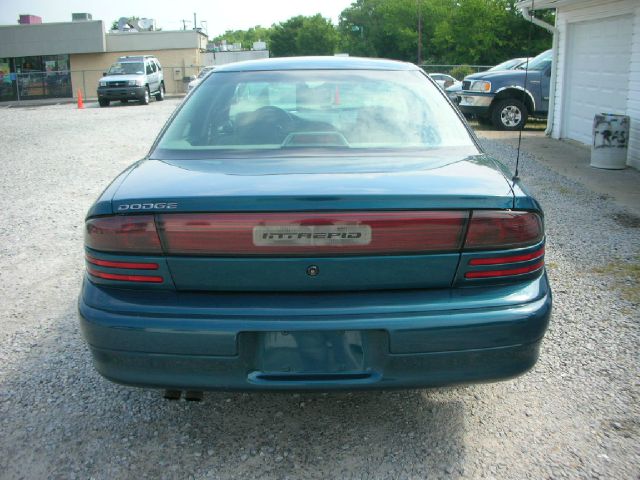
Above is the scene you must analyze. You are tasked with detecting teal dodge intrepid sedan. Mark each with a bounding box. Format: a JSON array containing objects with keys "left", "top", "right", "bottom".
[{"left": 79, "top": 57, "right": 551, "bottom": 393}]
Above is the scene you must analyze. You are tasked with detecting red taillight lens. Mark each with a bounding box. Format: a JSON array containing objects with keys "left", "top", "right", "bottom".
[
  {"left": 465, "top": 211, "right": 542, "bottom": 250},
  {"left": 468, "top": 246, "right": 545, "bottom": 266},
  {"left": 465, "top": 260, "right": 544, "bottom": 279},
  {"left": 87, "top": 267, "right": 163, "bottom": 283},
  {"left": 156, "top": 211, "right": 468, "bottom": 256},
  {"left": 85, "top": 215, "right": 162, "bottom": 254},
  {"left": 85, "top": 254, "right": 159, "bottom": 270}
]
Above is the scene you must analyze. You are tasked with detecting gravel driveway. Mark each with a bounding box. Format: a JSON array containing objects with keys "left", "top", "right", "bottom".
[{"left": 0, "top": 99, "right": 638, "bottom": 479}]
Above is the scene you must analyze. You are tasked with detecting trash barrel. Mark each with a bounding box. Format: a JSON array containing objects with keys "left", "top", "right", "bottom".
[{"left": 591, "top": 113, "right": 630, "bottom": 169}]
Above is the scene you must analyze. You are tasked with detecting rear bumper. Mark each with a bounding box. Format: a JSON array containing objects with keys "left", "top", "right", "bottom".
[{"left": 78, "top": 274, "right": 552, "bottom": 390}]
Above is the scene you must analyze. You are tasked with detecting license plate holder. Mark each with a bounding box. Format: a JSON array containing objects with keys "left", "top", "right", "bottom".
[{"left": 255, "top": 330, "right": 370, "bottom": 374}]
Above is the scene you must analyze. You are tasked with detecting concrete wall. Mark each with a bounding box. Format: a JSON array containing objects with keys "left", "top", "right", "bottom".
[
  {"left": 70, "top": 48, "right": 204, "bottom": 98},
  {"left": 106, "top": 30, "right": 207, "bottom": 53},
  {"left": 204, "top": 50, "right": 269, "bottom": 66},
  {"left": 0, "top": 21, "right": 105, "bottom": 57}
]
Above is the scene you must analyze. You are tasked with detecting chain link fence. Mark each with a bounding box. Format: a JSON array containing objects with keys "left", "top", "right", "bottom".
[{"left": 3, "top": 66, "right": 206, "bottom": 102}]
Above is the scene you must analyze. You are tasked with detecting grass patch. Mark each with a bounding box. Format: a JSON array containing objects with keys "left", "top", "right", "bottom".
[{"left": 592, "top": 258, "right": 640, "bottom": 304}]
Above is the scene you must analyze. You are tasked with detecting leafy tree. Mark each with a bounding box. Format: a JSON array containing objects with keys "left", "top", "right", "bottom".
[
  {"left": 270, "top": 15, "right": 337, "bottom": 57},
  {"left": 296, "top": 15, "right": 338, "bottom": 55},
  {"left": 270, "top": 16, "right": 305, "bottom": 57},
  {"left": 339, "top": 0, "right": 424, "bottom": 61},
  {"left": 337, "top": 0, "right": 552, "bottom": 65},
  {"left": 430, "top": 0, "right": 552, "bottom": 65},
  {"left": 207, "top": 1, "right": 552, "bottom": 65}
]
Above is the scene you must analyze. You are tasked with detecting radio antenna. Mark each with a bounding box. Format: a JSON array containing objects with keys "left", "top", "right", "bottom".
[{"left": 514, "top": 0, "right": 535, "bottom": 181}]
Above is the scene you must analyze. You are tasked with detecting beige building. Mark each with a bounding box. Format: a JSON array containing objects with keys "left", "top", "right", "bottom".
[
  {"left": 71, "top": 30, "right": 208, "bottom": 97},
  {"left": 0, "top": 17, "right": 208, "bottom": 101}
]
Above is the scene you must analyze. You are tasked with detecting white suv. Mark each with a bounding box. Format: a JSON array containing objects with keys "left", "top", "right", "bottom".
[{"left": 97, "top": 55, "right": 165, "bottom": 107}]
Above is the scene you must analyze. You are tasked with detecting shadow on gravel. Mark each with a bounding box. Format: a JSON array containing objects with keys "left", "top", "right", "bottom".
[{"left": 0, "top": 300, "right": 467, "bottom": 480}]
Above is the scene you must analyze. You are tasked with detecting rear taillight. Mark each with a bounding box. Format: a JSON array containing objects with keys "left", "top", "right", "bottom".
[
  {"left": 156, "top": 212, "right": 469, "bottom": 255},
  {"left": 85, "top": 215, "right": 162, "bottom": 254},
  {"left": 85, "top": 254, "right": 159, "bottom": 270},
  {"left": 468, "top": 246, "right": 545, "bottom": 266},
  {"left": 465, "top": 211, "right": 542, "bottom": 250},
  {"left": 84, "top": 210, "right": 543, "bottom": 270},
  {"left": 463, "top": 245, "right": 545, "bottom": 281},
  {"left": 87, "top": 267, "right": 163, "bottom": 283},
  {"left": 464, "top": 260, "right": 544, "bottom": 279}
]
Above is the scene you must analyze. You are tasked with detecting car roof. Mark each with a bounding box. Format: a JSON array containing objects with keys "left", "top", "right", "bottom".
[{"left": 214, "top": 56, "right": 419, "bottom": 72}]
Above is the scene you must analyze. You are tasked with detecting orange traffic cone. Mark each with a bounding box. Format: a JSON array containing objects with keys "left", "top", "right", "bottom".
[{"left": 77, "top": 89, "right": 84, "bottom": 109}]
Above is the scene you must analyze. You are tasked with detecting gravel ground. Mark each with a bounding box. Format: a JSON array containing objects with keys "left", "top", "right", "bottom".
[{"left": 0, "top": 99, "right": 638, "bottom": 479}]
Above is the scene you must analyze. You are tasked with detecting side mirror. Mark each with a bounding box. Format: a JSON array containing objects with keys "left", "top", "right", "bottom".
[{"left": 102, "top": 72, "right": 107, "bottom": 77}]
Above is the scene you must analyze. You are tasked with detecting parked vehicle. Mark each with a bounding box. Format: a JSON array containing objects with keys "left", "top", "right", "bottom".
[
  {"left": 445, "top": 57, "right": 531, "bottom": 105},
  {"left": 428, "top": 73, "right": 459, "bottom": 90},
  {"left": 489, "top": 57, "right": 531, "bottom": 72},
  {"left": 458, "top": 50, "right": 552, "bottom": 130},
  {"left": 97, "top": 55, "right": 165, "bottom": 107},
  {"left": 187, "top": 66, "right": 216, "bottom": 92},
  {"left": 79, "top": 56, "right": 551, "bottom": 393}
]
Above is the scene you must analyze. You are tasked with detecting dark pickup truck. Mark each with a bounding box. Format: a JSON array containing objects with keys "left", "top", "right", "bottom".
[{"left": 459, "top": 50, "right": 552, "bottom": 130}]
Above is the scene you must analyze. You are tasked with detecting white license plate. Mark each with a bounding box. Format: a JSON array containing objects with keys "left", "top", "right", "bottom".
[{"left": 253, "top": 225, "right": 372, "bottom": 246}]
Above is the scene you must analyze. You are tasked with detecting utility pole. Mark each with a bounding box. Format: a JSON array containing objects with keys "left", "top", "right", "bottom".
[{"left": 417, "top": 0, "right": 423, "bottom": 65}]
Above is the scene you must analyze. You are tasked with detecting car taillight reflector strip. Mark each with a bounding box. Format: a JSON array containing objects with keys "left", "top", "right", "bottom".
[
  {"left": 465, "top": 260, "right": 544, "bottom": 279},
  {"left": 468, "top": 246, "right": 545, "bottom": 266},
  {"left": 85, "top": 254, "right": 159, "bottom": 270},
  {"left": 156, "top": 211, "right": 469, "bottom": 255},
  {"left": 85, "top": 215, "right": 162, "bottom": 254},
  {"left": 87, "top": 267, "right": 164, "bottom": 283},
  {"left": 465, "top": 211, "right": 542, "bottom": 250}
]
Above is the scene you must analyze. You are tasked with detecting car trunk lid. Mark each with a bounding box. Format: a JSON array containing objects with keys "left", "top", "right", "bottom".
[{"left": 108, "top": 150, "right": 516, "bottom": 291}]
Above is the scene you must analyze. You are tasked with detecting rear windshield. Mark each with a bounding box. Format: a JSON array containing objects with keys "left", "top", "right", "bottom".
[
  {"left": 197, "top": 67, "right": 215, "bottom": 79},
  {"left": 154, "top": 69, "right": 475, "bottom": 156},
  {"left": 517, "top": 50, "right": 551, "bottom": 71},
  {"left": 107, "top": 62, "right": 144, "bottom": 75}
]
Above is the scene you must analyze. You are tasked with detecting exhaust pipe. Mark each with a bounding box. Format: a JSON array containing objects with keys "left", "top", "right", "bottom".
[
  {"left": 163, "top": 389, "right": 182, "bottom": 400},
  {"left": 184, "top": 391, "right": 203, "bottom": 402},
  {"left": 162, "top": 390, "right": 204, "bottom": 401}
]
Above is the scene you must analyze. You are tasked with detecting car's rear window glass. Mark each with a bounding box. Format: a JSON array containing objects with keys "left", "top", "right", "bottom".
[
  {"left": 155, "top": 69, "right": 475, "bottom": 155},
  {"left": 516, "top": 50, "right": 551, "bottom": 71}
]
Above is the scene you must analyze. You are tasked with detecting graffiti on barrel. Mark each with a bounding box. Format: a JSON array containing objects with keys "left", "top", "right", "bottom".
[{"left": 593, "top": 115, "right": 629, "bottom": 149}]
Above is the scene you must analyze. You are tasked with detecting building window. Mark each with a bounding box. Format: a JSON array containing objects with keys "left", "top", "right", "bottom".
[
  {"left": 13, "top": 54, "right": 72, "bottom": 100},
  {"left": 0, "top": 58, "right": 15, "bottom": 101}
]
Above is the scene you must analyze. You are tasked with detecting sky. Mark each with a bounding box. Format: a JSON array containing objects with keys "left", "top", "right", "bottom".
[{"left": 0, "top": 0, "right": 354, "bottom": 36}]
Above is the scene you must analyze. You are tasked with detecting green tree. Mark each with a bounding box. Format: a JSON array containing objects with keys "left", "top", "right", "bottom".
[
  {"left": 270, "top": 14, "right": 337, "bottom": 57},
  {"left": 431, "top": 0, "right": 552, "bottom": 65},
  {"left": 270, "top": 16, "right": 305, "bottom": 57},
  {"left": 337, "top": 0, "right": 552, "bottom": 65}
]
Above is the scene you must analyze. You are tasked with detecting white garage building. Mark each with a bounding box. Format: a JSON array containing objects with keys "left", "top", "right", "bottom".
[{"left": 517, "top": 0, "right": 640, "bottom": 169}]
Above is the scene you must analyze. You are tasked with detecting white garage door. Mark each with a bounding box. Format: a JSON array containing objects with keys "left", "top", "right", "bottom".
[{"left": 563, "top": 15, "right": 633, "bottom": 144}]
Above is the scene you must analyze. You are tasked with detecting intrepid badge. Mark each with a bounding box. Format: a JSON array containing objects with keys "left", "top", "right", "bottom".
[{"left": 253, "top": 225, "right": 372, "bottom": 247}]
